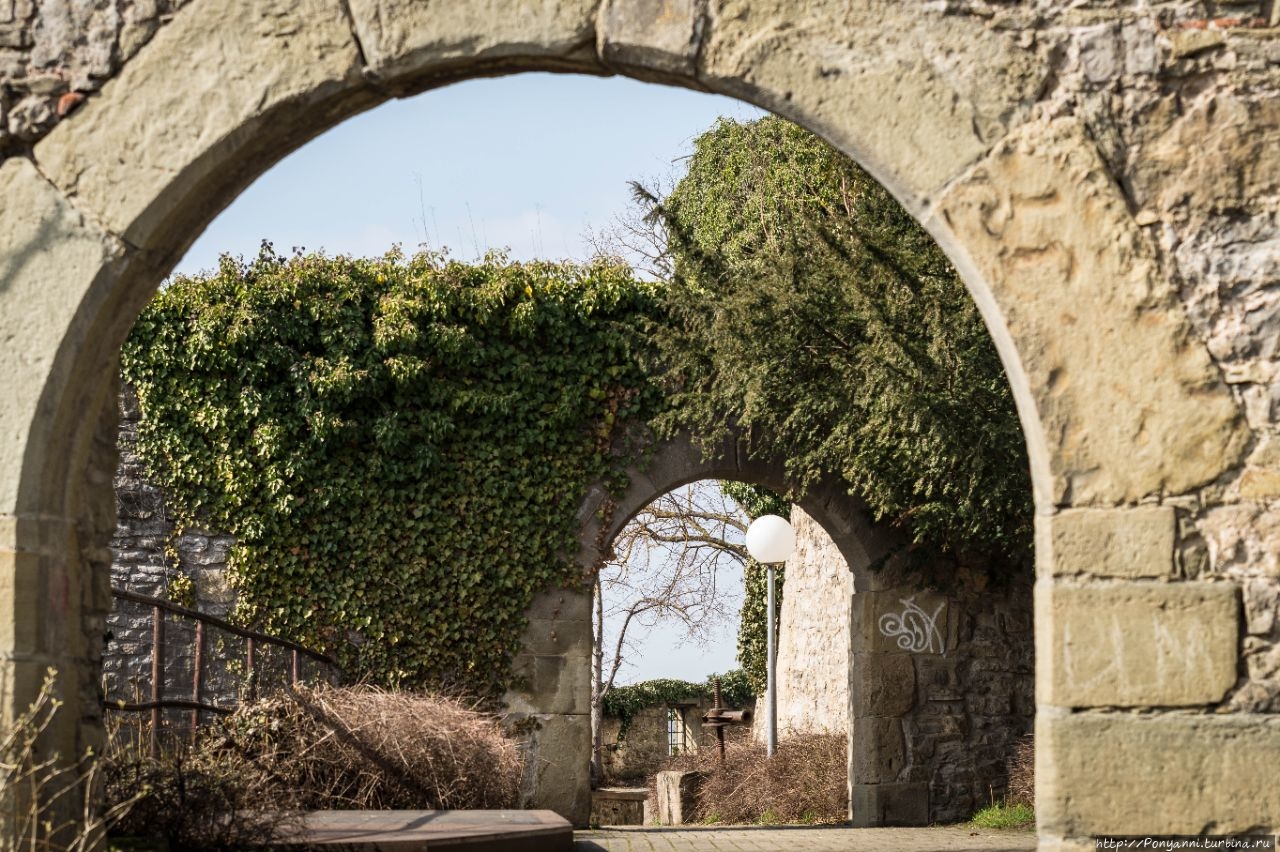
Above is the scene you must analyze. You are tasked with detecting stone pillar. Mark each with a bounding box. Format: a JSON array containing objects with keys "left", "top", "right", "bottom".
[
  {"left": 1035, "top": 507, "right": 1277, "bottom": 838},
  {"left": 655, "top": 770, "right": 703, "bottom": 826},
  {"left": 848, "top": 585, "right": 943, "bottom": 826},
  {"left": 504, "top": 586, "right": 593, "bottom": 826}
]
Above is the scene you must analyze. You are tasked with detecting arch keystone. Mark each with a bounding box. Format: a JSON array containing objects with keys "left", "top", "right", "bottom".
[
  {"left": 347, "top": 0, "right": 604, "bottom": 86},
  {"left": 598, "top": 0, "right": 706, "bottom": 82}
]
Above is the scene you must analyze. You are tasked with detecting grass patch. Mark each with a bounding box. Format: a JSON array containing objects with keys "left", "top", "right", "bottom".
[{"left": 970, "top": 802, "right": 1035, "bottom": 830}]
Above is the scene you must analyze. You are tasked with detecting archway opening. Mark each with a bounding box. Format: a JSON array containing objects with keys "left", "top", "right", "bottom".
[
  {"left": 579, "top": 439, "right": 1034, "bottom": 828},
  {"left": 92, "top": 72, "right": 1038, "bottom": 830},
  {"left": 4, "top": 17, "right": 1055, "bottom": 840},
  {"left": 89, "top": 70, "right": 1042, "bottom": 830}
]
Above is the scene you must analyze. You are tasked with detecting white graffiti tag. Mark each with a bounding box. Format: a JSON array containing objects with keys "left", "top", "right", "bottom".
[{"left": 878, "top": 597, "right": 945, "bottom": 654}]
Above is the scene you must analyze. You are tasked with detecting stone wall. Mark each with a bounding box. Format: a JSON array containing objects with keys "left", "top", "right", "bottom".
[
  {"left": 110, "top": 388, "right": 235, "bottom": 613},
  {"left": 768, "top": 507, "right": 855, "bottom": 737},
  {"left": 600, "top": 702, "right": 711, "bottom": 784},
  {"left": 107, "top": 388, "right": 326, "bottom": 725},
  {"left": 4, "top": 1, "right": 1280, "bottom": 843},
  {"left": 770, "top": 506, "right": 1034, "bottom": 824}
]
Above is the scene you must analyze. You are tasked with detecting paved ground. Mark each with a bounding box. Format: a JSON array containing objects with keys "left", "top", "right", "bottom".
[{"left": 574, "top": 826, "right": 1037, "bottom": 852}]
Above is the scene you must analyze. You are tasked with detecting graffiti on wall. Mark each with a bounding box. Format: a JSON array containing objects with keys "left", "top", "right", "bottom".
[{"left": 879, "top": 597, "right": 945, "bottom": 654}]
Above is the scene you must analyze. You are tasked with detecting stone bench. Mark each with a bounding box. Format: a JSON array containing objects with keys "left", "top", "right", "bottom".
[{"left": 591, "top": 787, "right": 649, "bottom": 826}]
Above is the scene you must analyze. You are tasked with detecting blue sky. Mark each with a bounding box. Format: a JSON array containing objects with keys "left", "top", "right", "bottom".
[
  {"left": 175, "top": 72, "right": 763, "bottom": 277},
  {"left": 176, "top": 73, "right": 764, "bottom": 685}
]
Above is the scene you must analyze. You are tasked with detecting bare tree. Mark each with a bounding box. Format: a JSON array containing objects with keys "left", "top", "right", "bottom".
[
  {"left": 582, "top": 172, "right": 676, "bottom": 281},
  {"left": 590, "top": 480, "right": 749, "bottom": 783}
]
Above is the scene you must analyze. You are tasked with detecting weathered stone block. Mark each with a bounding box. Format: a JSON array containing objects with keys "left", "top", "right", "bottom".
[
  {"left": 655, "top": 770, "right": 702, "bottom": 826},
  {"left": 590, "top": 787, "right": 646, "bottom": 826},
  {"left": 0, "top": 550, "right": 47, "bottom": 655},
  {"left": 347, "top": 0, "right": 600, "bottom": 84},
  {"left": 1244, "top": 579, "right": 1280, "bottom": 635},
  {"left": 850, "top": 716, "right": 905, "bottom": 783},
  {"left": 1130, "top": 91, "right": 1280, "bottom": 217},
  {"left": 523, "top": 587, "right": 591, "bottom": 624},
  {"left": 506, "top": 647, "right": 592, "bottom": 716},
  {"left": 1037, "top": 581, "right": 1239, "bottom": 707},
  {"left": 913, "top": 655, "right": 961, "bottom": 702},
  {"left": 599, "top": 0, "right": 702, "bottom": 79},
  {"left": 0, "top": 156, "right": 129, "bottom": 513},
  {"left": 850, "top": 652, "right": 915, "bottom": 717},
  {"left": 1039, "top": 711, "right": 1280, "bottom": 835},
  {"left": 853, "top": 589, "right": 950, "bottom": 655},
  {"left": 504, "top": 588, "right": 592, "bottom": 716},
  {"left": 933, "top": 118, "right": 1249, "bottom": 507},
  {"left": 699, "top": 0, "right": 1045, "bottom": 205},
  {"left": 850, "top": 781, "right": 929, "bottom": 827},
  {"left": 0, "top": 515, "right": 74, "bottom": 557},
  {"left": 1039, "top": 506, "right": 1176, "bottom": 579},
  {"left": 505, "top": 712, "right": 591, "bottom": 826}
]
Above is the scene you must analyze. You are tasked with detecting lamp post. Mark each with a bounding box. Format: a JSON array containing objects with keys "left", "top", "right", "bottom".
[{"left": 745, "top": 513, "right": 795, "bottom": 758}]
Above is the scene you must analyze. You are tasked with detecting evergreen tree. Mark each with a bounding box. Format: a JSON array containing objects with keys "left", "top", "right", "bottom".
[{"left": 651, "top": 117, "right": 1032, "bottom": 572}]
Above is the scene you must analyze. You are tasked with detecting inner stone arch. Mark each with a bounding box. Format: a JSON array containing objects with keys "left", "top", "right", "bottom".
[{"left": 504, "top": 431, "right": 1034, "bottom": 826}]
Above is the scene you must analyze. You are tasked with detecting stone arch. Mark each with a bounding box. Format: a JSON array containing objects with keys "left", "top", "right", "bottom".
[
  {"left": 0, "top": 0, "right": 1265, "bottom": 845},
  {"left": 514, "top": 430, "right": 1033, "bottom": 825},
  {"left": 576, "top": 431, "right": 900, "bottom": 589}
]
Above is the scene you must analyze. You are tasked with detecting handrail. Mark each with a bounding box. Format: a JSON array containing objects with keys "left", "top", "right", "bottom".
[
  {"left": 109, "top": 699, "right": 234, "bottom": 716},
  {"left": 107, "top": 587, "right": 341, "bottom": 754},
  {"left": 111, "top": 587, "right": 338, "bottom": 668}
]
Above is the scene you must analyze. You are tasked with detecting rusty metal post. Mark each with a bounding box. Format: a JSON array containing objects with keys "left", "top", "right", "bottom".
[
  {"left": 291, "top": 648, "right": 300, "bottom": 686},
  {"left": 701, "top": 676, "right": 752, "bottom": 766},
  {"left": 191, "top": 619, "right": 205, "bottom": 740},
  {"left": 246, "top": 637, "right": 257, "bottom": 702},
  {"left": 150, "top": 604, "right": 163, "bottom": 759}
]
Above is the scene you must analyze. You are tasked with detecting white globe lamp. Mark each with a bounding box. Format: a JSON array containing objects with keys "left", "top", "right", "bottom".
[
  {"left": 745, "top": 514, "right": 795, "bottom": 564},
  {"left": 745, "top": 513, "right": 793, "bottom": 759}
]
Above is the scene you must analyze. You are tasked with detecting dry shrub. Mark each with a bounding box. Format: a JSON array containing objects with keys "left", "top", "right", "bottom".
[
  {"left": 104, "top": 723, "right": 293, "bottom": 851},
  {"left": 0, "top": 668, "right": 141, "bottom": 851},
  {"left": 1006, "top": 733, "right": 1034, "bottom": 807},
  {"left": 104, "top": 684, "right": 523, "bottom": 848},
  {"left": 214, "top": 683, "right": 523, "bottom": 810},
  {"left": 658, "top": 732, "right": 847, "bottom": 825}
]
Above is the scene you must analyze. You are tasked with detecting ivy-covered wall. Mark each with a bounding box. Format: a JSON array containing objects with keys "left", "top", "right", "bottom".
[{"left": 119, "top": 248, "right": 664, "bottom": 696}]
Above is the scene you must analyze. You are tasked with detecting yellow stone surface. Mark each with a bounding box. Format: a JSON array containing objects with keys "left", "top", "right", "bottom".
[
  {"left": 598, "top": 0, "right": 703, "bottom": 79},
  {"left": 348, "top": 0, "right": 601, "bottom": 82},
  {"left": 1039, "top": 711, "right": 1280, "bottom": 835},
  {"left": 935, "top": 120, "right": 1248, "bottom": 506},
  {"left": 0, "top": 158, "right": 128, "bottom": 514},
  {"left": 1037, "top": 506, "right": 1176, "bottom": 579},
  {"left": 698, "top": 0, "right": 1046, "bottom": 207},
  {"left": 1037, "top": 581, "right": 1239, "bottom": 707}
]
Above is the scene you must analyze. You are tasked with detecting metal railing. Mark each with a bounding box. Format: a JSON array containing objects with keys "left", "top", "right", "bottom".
[{"left": 106, "top": 587, "right": 341, "bottom": 756}]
